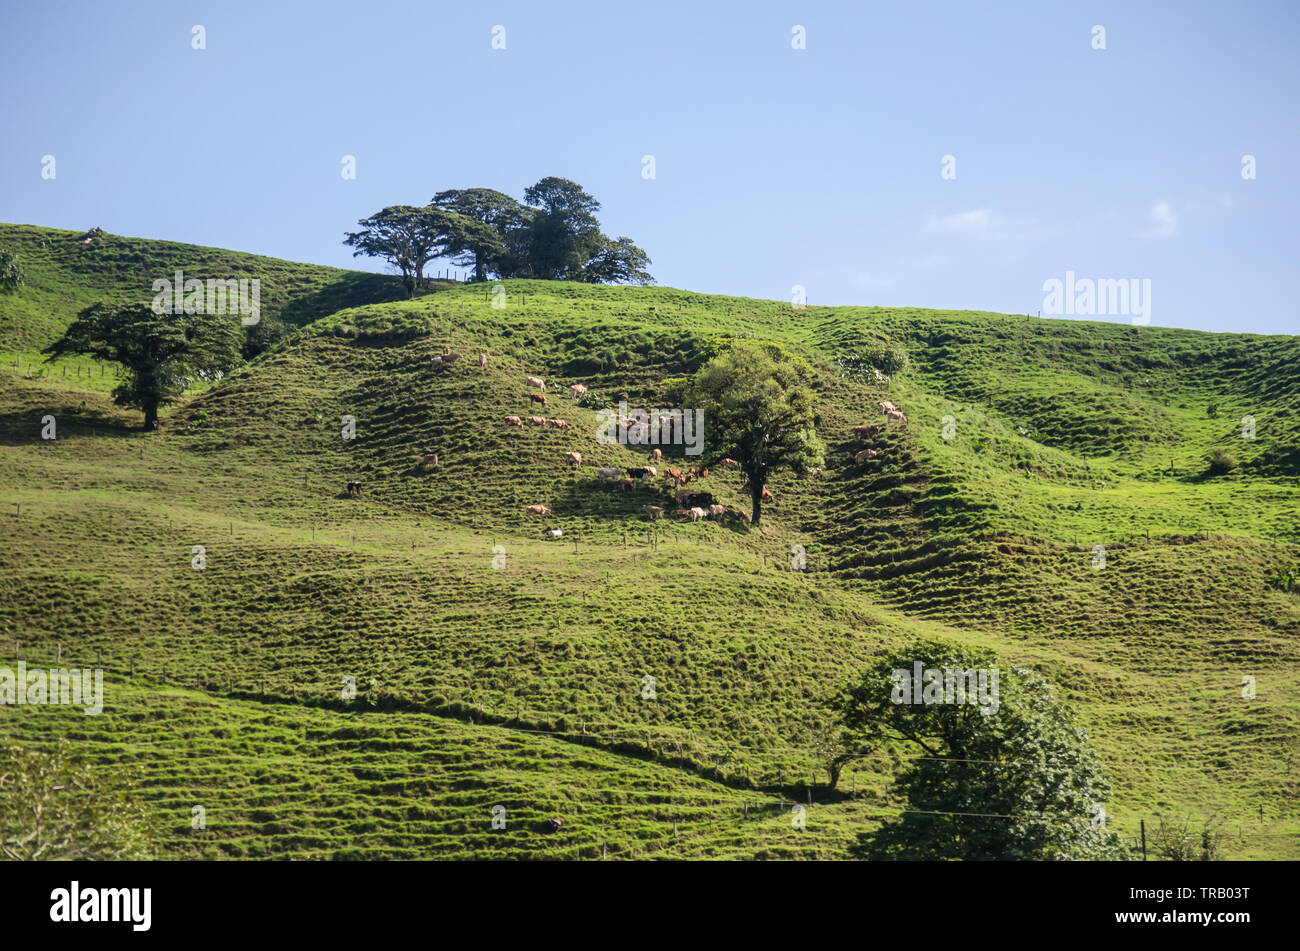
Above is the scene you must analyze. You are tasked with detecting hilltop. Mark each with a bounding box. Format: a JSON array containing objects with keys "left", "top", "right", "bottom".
[{"left": 0, "top": 228, "right": 1296, "bottom": 859}]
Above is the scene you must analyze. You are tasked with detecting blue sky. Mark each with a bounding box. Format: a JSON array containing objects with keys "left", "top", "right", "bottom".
[{"left": 2, "top": 0, "right": 1297, "bottom": 334}]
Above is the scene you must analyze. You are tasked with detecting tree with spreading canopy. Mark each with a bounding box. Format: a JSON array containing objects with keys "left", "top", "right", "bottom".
[
  {"left": 683, "top": 341, "right": 824, "bottom": 525},
  {"left": 43, "top": 301, "right": 242, "bottom": 430},
  {"left": 829, "top": 641, "right": 1132, "bottom": 860},
  {"left": 344, "top": 205, "right": 489, "bottom": 297},
  {"left": 429, "top": 187, "right": 531, "bottom": 281}
]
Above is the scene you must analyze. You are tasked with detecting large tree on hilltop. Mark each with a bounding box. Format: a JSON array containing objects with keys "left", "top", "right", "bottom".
[
  {"left": 344, "top": 206, "right": 483, "bottom": 296},
  {"left": 430, "top": 188, "right": 531, "bottom": 281},
  {"left": 684, "top": 341, "right": 824, "bottom": 525}
]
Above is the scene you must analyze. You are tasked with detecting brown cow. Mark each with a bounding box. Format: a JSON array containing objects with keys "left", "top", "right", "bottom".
[
  {"left": 564, "top": 451, "right": 582, "bottom": 465},
  {"left": 673, "top": 508, "right": 691, "bottom": 518},
  {"left": 643, "top": 505, "right": 664, "bottom": 519},
  {"left": 479, "top": 353, "right": 488, "bottom": 367},
  {"left": 548, "top": 418, "right": 569, "bottom": 429},
  {"left": 886, "top": 409, "right": 908, "bottom": 424},
  {"left": 420, "top": 452, "right": 439, "bottom": 467},
  {"left": 569, "top": 383, "right": 588, "bottom": 396},
  {"left": 524, "top": 504, "right": 551, "bottom": 516},
  {"left": 650, "top": 448, "right": 662, "bottom": 461},
  {"left": 675, "top": 488, "right": 693, "bottom": 505},
  {"left": 440, "top": 349, "right": 461, "bottom": 364},
  {"left": 504, "top": 415, "right": 523, "bottom": 427},
  {"left": 527, "top": 415, "right": 547, "bottom": 426},
  {"left": 879, "top": 400, "right": 897, "bottom": 415},
  {"left": 721, "top": 457, "right": 738, "bottom": 469},
  {"left": 529, "top": 393, "right": 548, "bottom": 407},
  {"left": 708, "top": 504, "right": 726, "bottom": 517},
  {"left": 663, "top": 468, "right": 686, "bottom": 486},
  {"left": 854, "top": 448, "right": 879, "bottom": 464},
  {"left": 614, "top": 478, "right": 635, "bottom": 492},
  {"left": 761, "top": 487, "right": 775, "bottom": 502},
  {"left": 853, "top": 424, "right": 883, "bottom": 438}
]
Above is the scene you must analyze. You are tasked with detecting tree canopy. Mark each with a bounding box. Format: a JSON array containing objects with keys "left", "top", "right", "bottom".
[
  {"left": 0, "top": 247, "right": 23, "bottom": 294},
  {"left": 684, "top": 341, "right": 824, "bottom": 524},
  {"left": 831, "top": 641, "right": 1132, "bottom": 860},
  {"left": 44, "top": 301, "right": 242, "bottom": 430},
  {"left": 343, "top": 205, "right": 489, "bottom": 298}
]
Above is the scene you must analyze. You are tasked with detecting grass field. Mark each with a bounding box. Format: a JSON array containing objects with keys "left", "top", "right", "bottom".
[{"left": 0, "top": 226, "right": 1296, "bottom": 859}]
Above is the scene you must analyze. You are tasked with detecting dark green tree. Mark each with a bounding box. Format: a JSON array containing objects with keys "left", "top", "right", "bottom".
[
  {"left": 44, "top": 302, "right": 241, "bottom": 430},
  {"left": 580, "top": 235, "right": 655, "bottom": 285},
  {"left": 430, "top": 188, "right": 531, "bottom": 281},
  {"left": 0, "top": 247, "right": 23, "bottom": 294},
  {"left": 831, "top": 641, "right": 1132, "bottom": 860},
  {"left": 521, "top": 177, "right": 603, "bottom": 280},
  {"left": 344, "top": 206, "right": 482, "bottom": 296},
  {"left": 684, "top": 341, "right": 824, "bottom": 524}
]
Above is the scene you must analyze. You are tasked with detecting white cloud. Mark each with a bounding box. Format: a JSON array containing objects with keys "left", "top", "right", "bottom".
[
  {"left": 1140, "top": 200, "right": 1179, "bottom": 239},
  {"left": 925, "top": 208, "right": 993, "bottom": 233}
]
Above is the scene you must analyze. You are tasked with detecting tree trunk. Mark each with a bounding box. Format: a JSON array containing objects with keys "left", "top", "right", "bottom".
[
  {"left": 143, "top": 400, "right": 158, "bottom": 431},
  {"left": 750, "top": 479, "right": 763, "bottom": 525},
  {"left": 474, "top": 253, "right": 486, "bottom": 283}
]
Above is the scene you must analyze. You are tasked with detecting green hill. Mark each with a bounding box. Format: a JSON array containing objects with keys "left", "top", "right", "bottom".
[{"left": 1, "top": 230, "right": 1296, "bottom": 859}]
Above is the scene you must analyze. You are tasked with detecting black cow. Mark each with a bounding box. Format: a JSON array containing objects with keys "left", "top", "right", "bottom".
[
  {"left": 683, "top": 492, "right": 713, "bottom": 508},
  {"left": 626, "top": 467, "right": 652, "bottom": 480}
]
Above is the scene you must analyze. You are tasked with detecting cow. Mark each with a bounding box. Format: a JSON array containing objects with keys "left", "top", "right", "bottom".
[
  {"left": 596, "top": 467, "right": 620, "bottom": 480},
  {"left": 886, "top": 409, "right": 908, "bottom": 424},
  {"left": 548, "top": 419, "right": 570, "bottom": 429},
  {"left": 761, "top": 487, "right": 775, "bottom": 502},
  {"left": 526, "top": 376, "right": 546, "bottom": 391},
  {"left": 641, "top": 466, "right": 657, "bottom": 479},
  {"left": 440, "top": 349, "right": 461, "bottom": 364},
  {"left": 854, "top": 449, "right": 880, "bottom": 464},
  {"left": 683, "top": 492, "right": 714, "bottom": 508},
  {"left": 708, "top": 504, "right": 726, "bottom": 518},
  {"left": 650, "top": 448, "right": 662, "bottom": 461},
  {"left": 643, "top": 505, "right": 664, "bottom": 519},
  {"left": 479, "top": 353, "right": 488, "bottom": 367},
  {"left": 689, "top": 507, "right": 707, "bottom": 522},
  {"left": 430, "top": 355, "right": 443, "bottom": 367},
  {"left": 626, "top": 467, "right": 653, "bottom": 480},
  {"left": 346, "top": 480, "right": 362, "bottom": 496},
  {"left": 614, "top": 478, "right": 635, "bottom": 492},
  {"left": 853, "top": 424, "right": 883, "bottom": 438},
  {"left": 564, "top": 451, "right": 582, "bottom": 465},
  {"left": 529, "top": 393, "right": 548, "bottom": 407},
  {"left": 524, "top": 504, "right": 551, "bottom": 516},
  {"left": 721, "top": 457, "right": 739, "bottom": 469},
  {"left": 673, "top": 508, "right": 691, "bottom": 518},
  {"left": 527, "top": 415, "right": 547, "bottom": 426},
  {"left": 663, "top": 468, "right": 686, "bottom": 486},
  {"left": 420, "top": 452, "right": 439, "bottom": 467},
  {"left": 879, "top": 400, "right": 897, "bottom": 415},
  {"left": 548, "top": 528, "right": 563, "bottom": 538},
  {"left": 504, "top": 415, "right": 523, "bottom": 427},
  {"left": 569, "top": 383, "right": 588, "bottom": 396},
  {"left": 547, "top": 817, "right": 563, "bottom": 832},
  {"left": 675, "top": 488, "right": 692, "bottom": 506},
  {"left": 734, "top": 509, "right": 750, "bottom": 523}
]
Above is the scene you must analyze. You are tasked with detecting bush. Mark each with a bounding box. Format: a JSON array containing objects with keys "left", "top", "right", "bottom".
[{"left": 1205, "top": 448, "right": 1239, "bottom": 475}]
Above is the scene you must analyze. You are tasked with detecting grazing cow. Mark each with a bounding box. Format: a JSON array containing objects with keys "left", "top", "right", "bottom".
[
  {"left": 879, "top": 400, "right": 897, "bottom": 415},
  {"left": 886, "top": 409, "right": 908, "bottom": 425},
  {"left": 440, "top": 349, "right": 461, "bottom": 364},
  {"left": 642, "top": 466, "right": 657, "bottom": 479},
  {"left": 675, "top": 489, "right": 692, "bottom": 505},
  {"left": 596, "top": 467, "right": 620, "bottom": 480},
  {"left": 526, "top": 376, "right": 546, "bottom": 391},
  {"left": 650, "top": 448, "right": 662, "bottom": 461},
  {"left": 479, "top": 353, "right": 488, "bottom": 367},
  {"left": 524, "top": 504, "right": 551, "bottom": 516},
  {"left": 673, "top": 508, "right": 691, "bottom": 518},
  {"left": 853, "top": 424, "right": 883, "bottom": 438},
  {"left": 346, "top": 480, "right": 362, "bottom": 496},
  {"left": 689, "top": 507, "right": 708, "bottom": 522},
  {"left": 564, "top": 451, "right": 582, "bottom": 466},
  {"left": 721, "top": 457, "right": 739, "bottom": 469},
  {"left": 708, "top": 504, "right": 725, "bottom": 518},
  {"left": 420, "top": 452, "right": 439, "bottom": 467},
  {"left": 761, "top": 487, "right": 775, "bottom": 502},
  {"left": 430, "top": 355, "right": 443, "bottom": 367},
  {"left": 504, "top": 415, "right": 523, "bottom": 427},
  {"left": 734, "top": 509, "right": 750, "bottom": 523},
  {"left": 854, "top": 449, "right": 880, "bottom": 464},
  {"left": 529, "top": 393, "right": 548, "bottom": 407},
  {"left": 614, "top": 478, "right": 635, "bottom": 492},
  {"left": 547, "top": 817, "right": 563, "bottom": 832},
  {"left": 527, "top": 415, "right": 547, "bottom": 426},
  {"left": 569, "top": 383, "right": 588, "bottom": 396},
  {"left": 548, "top": 419, "right": 570, "bottom": 429},
  {"left": 643, "top": 505, "right": 664, "bottom": 519},
  {"left": 663, "top": 467, "right": 686, "bottom": 486},
  {"left": 548, "top": 528, "right": 563, "bottom": 538},
  {"left": 683, "top": 492, "right": 714, "bottom": 509},
  {"left": 626, "top": 467, "right": 653, "bottom": 480}
]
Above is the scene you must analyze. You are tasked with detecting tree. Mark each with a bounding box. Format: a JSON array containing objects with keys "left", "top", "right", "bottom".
[
  {"left": 684, "top": 341, "right": 824, "bottom": 524},
  {"left": 430, "top": 188, "right": 531, "bottom": 281},
  {"left": 0, "top": 247, "right": 23, "bottom": 294},
  {"left": 580, "top": 235, "right": 654, "bottom": 286},
  {"left": 344, "top": 206, "right": 479, "bottom": 297},
  {"left": 831, "top": 641, "right": 1132, "bottom": 860},
  {"left": 44, "top": 301, "right": 241, "bottom": 430},
  {"left": 521, "top": 177, "right": 603, "bottom": 280},
  {"left": 0, "top": 743, "right": 155, "bottom": 860}
]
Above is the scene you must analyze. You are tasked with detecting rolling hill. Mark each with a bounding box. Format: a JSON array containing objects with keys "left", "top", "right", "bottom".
[{"left": 1, "top": 226, "right": 1296, "bottom": 859}]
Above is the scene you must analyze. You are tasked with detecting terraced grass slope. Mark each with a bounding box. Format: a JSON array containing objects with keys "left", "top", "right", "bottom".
[{"left": 1, "top": 244, "right": 1296, "bottom": 859}]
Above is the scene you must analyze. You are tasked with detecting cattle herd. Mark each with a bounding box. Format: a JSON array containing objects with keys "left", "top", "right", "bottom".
[{"left": 343, "top": 351, "right": 909, "bottom": 537}]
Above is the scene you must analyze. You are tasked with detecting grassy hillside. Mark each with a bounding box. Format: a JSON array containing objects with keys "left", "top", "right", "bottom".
[{"left": 1, "top": 246, "right": 1296, "bottom": 859}]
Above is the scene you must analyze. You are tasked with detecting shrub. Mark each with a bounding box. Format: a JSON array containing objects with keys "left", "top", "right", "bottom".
[{"left": 1205, "top": 448, "right": 1239, "bottom": 475}]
